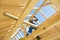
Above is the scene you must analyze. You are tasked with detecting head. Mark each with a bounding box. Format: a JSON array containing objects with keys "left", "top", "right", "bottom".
[{"left": 32, "top": 16, "right": 38, "bottom": 21}]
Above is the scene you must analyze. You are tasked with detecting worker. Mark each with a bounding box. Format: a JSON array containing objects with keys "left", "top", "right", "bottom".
[{"left": 26, "top": 16, "right": 41, "bottom": 40}]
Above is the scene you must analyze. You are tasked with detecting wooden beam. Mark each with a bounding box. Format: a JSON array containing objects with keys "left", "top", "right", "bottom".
[
  {"left": 0, "top": 25, "right": 14, "bottom": 37},
  {"left": 50, "top": 4, "right": 59, "bottom": 11},
  {"left": 30, "top": 0, "right": 51, "bottom": 20},
  {"left": 0, "top": 31, "right": 10, "bottom": 38},
  {"left": 50, "top": 0, "right": 60, "bottom": 10},
  {"left": 39, "top": 21, "right": 60, "bottom": 40},
  {"left": 0, "top": 25, "right": 13, "bottom": 33},
  {"left": 0, "top": 20, "right": 15, "bottom": 28},
  {"left": 4, "top": 12, "right": 18, "bottom": 20},
  {"left": 0, "top": 0, "right": 28, "bottom": 7},
  {"left": 24, "top": 20, "right": 37, "bottom": 27},
  {"left": 0, "top": 4, "right": 26, "bottom": 8},
  {"left": 4, "top": 0, "right": 39, "bottom": 40},
  {"left": 25, "top": 10, "right": 60, "bottom": 40},
  {"left": 39, "top": 10, "right": 48, "bottom": 19}
]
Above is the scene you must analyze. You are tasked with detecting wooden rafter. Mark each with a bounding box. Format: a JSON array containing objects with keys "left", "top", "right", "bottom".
[
  {"left": 24, "top": 10, "right": 60, "bottom": 40},
  {"left": 3, "top": 0, "right": 39, "bottom": 40}
]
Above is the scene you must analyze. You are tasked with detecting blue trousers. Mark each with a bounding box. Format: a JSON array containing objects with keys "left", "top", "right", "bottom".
[
  {"left": 27, "top": 26, "right": 41, "bottom": 40},
  {"left": 27, "top": 26, "right": 36, "bottom": 35}
]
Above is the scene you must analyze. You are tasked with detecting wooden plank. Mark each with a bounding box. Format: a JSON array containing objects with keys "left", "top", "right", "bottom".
[
  {"left": 50, "top": 0, "right": 60, "bottom": 10},
  {"left": 25, "top": 10, "right": 60, "bottom": 40},
  {"left": 30, "top": 0, "right": 51, "bottom": 18},
  {"left": 0, "top": 0, "right": 29, "bottom": 7},
  {"left": 4, "top": 0, "right": 39, "bottom": 40},
  {"left": 40, "top": 21, "right": 60, "bottom": 40}
]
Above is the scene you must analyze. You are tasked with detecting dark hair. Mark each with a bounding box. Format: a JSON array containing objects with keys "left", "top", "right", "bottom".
[
  {"left": 34, "top": 16, "right": 36, "bottom": 18},
  {"left": 29, "top": 16, "right": 38, "bottom": 24},
  {"left": 33, "top": 16, "right": 38, "bottom": 21}
]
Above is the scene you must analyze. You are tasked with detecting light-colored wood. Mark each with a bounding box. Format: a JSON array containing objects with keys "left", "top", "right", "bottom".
[
  {"left": 30, "top": 0, "right": 51, "bottom": 18},
  {"left": 50, "top": 0, "right": 60, "bottom": 9},
  {"left": 40, "top": 21, "right": 60, "bottom": 40},
  {"left": 0, "top": 0, "right": 29, "bottom": 7},
  {"left": 25, "top": 10, "right": 60, "bottom": 40},
  {"left": 2, "top": 0, "right": 39, "bottom": 40},
  {"left": 0, "top": 0, "right": 31, "bottom": 40},
  {"left": 0, "top": 0, "right": 60, "bottom": 40}
]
